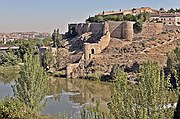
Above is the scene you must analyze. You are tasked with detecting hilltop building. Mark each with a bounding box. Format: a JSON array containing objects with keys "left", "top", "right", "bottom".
[
  {"left": 150, "top": 13, "right": 180, "bottom": 26},
  {"left": 96, "top": 7, "right": 159, "bottom": 16},
  {"left": 97, "top": 7, "right": 180, "bottom": 26}
]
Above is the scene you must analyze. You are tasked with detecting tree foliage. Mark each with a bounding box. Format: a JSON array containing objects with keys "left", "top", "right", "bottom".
[
  {"left": 12, "top": 54, "right": 48, "bottom": 111},
  {"left": 43, "top": 48, "right": 54, "bottom": 69},
  {"left": 168, "top": 8, "right": 180, "bottom": 13},
  {"left": 52, "top": 29, "right": 62, "bottom": 48},
  {"left": 0, "top": 97, "right": 52, "bottom": 119},
  {"left": 167, "top": 47, "right": 180, "bottom": 118},
  {"left": 0, "top": 51, "right": 19, "bottom": 66},
  {"left": 86, "top": 12, "right": 149, "bottom": 23},
  {"left": 109, "top": 61, "right": 174, "bottom": 119}
]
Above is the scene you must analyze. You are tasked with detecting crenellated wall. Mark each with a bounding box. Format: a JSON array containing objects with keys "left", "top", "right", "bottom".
[
  {"left": 68, "top": 23, "right": 104, "bottom": 36},
  {"left": 68, "top": 21, "right": 134, "bottom": 40},
  {"left": 66, "top": 21, "right": 134, "bottom": 78}
]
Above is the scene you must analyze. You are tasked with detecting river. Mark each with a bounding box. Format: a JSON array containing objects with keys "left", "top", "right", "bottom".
[{"left": 0, "top": 69, "right": 112, "bottom": 118}]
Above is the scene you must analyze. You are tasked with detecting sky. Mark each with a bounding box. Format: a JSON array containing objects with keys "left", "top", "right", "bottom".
[{"left": 0, "top": 0, "right": 180, "bottom": 33}]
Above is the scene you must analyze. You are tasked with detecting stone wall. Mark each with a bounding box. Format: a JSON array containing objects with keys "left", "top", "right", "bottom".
[
  {"left": 108, "top": 21, "right": 134, "bottom": 40},
  {"left": 68, "top": 23, "right": 104, "bottom": 36},
  {"left": 84, "top": 31, "right": 110, "bottom": 62},
  {"left": 163, "top": 25, "right": 180, "bottom": 32},
  {"left": 108, "top": 21, "right": 123, "bottom": 39},
  {"left": 66, "top": 21, "right": 135, "bottom": 78},
  {"left": 66, "top": 63, "right": 79, "bottom": 78},
  {"left": 141, "top": 22, "right": 163, "bottom": 38},
  {"left": 122, "top": 22, "right": 134, "bottom": 40},
  {"left": 69, "top": 21, "right": 134, "bottom": 40}
]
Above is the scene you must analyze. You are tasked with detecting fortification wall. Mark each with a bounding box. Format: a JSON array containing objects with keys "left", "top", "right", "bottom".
[
  {"left": 163, "top": 25, "right": 180, "bottom": 32},
  {"left": 108, "top": 21, "right": 134, "bottom": 40},
  {"left": 141, "top": 22, "right": 163, "bottom": 38},
  {"left": 68, "top": 23, "right": 104, "bottom": 36},
  {"left": 122, "top": 22, "right": 134, "bottom": 40},
  {"left": 66, "top": 63, "right": 79, "bottom": 78},
  {"left": 108, "top": 21, "right": 123, "bottom": 39},
  {"left": 84, "top": 32, "right": 110, "bottom": 62},
  {"left": 99, "top": 31, "right": 111, "bottom": 50}
]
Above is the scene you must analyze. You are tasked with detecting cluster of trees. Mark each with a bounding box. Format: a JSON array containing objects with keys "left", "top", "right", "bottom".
[
  {"left": 82, "top": 60, "right": 180, "bottom": 119},
  {"left": 0, "top": 54, "right": 49, "bottom": 118},
  {"left": 0, "top": 37, "right": 54, "bottom": 66},
  {"left": 167, "top": 47, "right": 180, "bottom": 118},
  {"left": 1, "top": 37, "right": 52, "bottom": 47},
  {"left": 52, "top": 29, "right": 63, "bottom": 48},
  {"left": 86, "top": 12, "right": 150, "bottom": 23},
  {"left": 0, "top": 51, "right": 19, "bottom": 66},
  {"left": 82, "top": 47, "right": 180, "bottom": 119},
  {"left": 86, "top": 12, "right": 150, "bottom": 32},
  {"left": 168, "top": 8, "right": 180, "bottom": 13},
  {"left": 0, "top": 36, "right": 51, "bottom": 118}
]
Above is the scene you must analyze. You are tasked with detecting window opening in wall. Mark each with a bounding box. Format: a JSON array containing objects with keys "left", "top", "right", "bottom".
[{"left": 91, "top": 49, "right": 95, "bottom": 54}]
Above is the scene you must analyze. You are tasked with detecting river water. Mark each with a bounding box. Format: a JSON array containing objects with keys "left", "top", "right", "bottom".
[{"left": 0, "top": 73, "right": 112, "bottom": 118}]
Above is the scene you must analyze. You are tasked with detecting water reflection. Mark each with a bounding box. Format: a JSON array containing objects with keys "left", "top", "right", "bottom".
[
  {"left": 43, "top": 77, "right": 112, "bottom": 117},
  {"left": 0, "top": 70, "right": 112, "bottom": 118}
]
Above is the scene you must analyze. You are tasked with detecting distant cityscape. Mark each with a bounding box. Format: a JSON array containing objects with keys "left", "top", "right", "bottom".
[{"left": 0, "top": 32, "right": 51, "bottom": 44}]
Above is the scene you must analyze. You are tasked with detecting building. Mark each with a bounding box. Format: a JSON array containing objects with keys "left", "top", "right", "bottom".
[
  {"left": 96, "top": 7, "right": 159, "bottom": 16},
  {"left": 150, "top": 13, "right": 180, "bottom": 26}
]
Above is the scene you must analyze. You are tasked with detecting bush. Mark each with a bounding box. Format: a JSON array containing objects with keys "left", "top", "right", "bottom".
[
  {"left": 0, "top": 51, "right": 19, "bottom": 66},
  {"left": 133, "top": 21, "right": 143, "bottom": 33},
  {"left": 0, "top": 97, "right": 36, "bottom": 119},
  {"left": 0, "top": 97, "right": 52, "bottom": 119}
]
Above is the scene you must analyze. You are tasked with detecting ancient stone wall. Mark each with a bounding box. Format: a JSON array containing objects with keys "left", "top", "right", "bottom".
[
  {"left": 84, "top": 32, "right": 110, "bottom": 62},
  {"left": 108, "top": 21, "right": 123, "bottom": 39},
  {"left": 122, "top": 22, "right": 134, "bottom": 40},
  {"left": 141, "top": 22, "right": 163, "bottom": 38},
  {"left": 68, "top": 23, "right": 104, "bottom": 36},
  {"left": 108, "top": 21, "right": 134, "bottom": 40},
  {"left": 163, "top": 25, "right": 180, "bottom": 32},
  {"left": 66, "top": 21, "right": 135, "bottom": 78},
  {"left": 99, "top": 31, "right": 111, "bottom": 50},
  {"left": 66, "top": 63, "right": 79, "bottom": 78}
]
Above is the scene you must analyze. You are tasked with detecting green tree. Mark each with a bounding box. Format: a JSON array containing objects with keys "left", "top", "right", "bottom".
[
  {"left": 52, "top": 29, "right": 62, "bottom": 48},
  {"left": 56, "top": 29, "right": 62, "bottom": 48},
  {"left": 0, "top": 51, "right": 18, "bottom": 66},
  {"left": 109, "top": 70, "right": 134, "bottom": 119},
  {"left": 110, "top": 64, "right": 121, "bottom": 80},
  {"left": 109, "top": 61, "right": 174, "bottom": 119},
  {"left": 135, "top": 61, "right": 173, "bottom": 119},
  {"left": 18, "top": 41, "right": 37, "bottom": 62},
  {"left": 55, "top": 48, "right": 63, "bottom": 70},
  {"left": 52, "top": 29, "right": 57, "bottom": 47},
  {"left": 12, "top": 54, "right": 48, "bottom": 111},
  {"left": 133, "top": 21, "right": 143, "bottom": 33},
  {"left": 43, "top": 48, "right": 54, "bottom": 69},
  {"left": 167, "top": 47, "right": 180, "bottom": 119}
]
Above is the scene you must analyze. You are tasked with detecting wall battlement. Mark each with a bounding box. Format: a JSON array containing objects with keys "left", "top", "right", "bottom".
[
  {"left": 68, "top": 21, "right": 135, "bottom": 40},
  {"left": 66, "top": 21, "right": 135, "bottom": 78}
]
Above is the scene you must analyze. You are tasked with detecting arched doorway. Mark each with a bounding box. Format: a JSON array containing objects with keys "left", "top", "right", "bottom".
[{"left": 91, "top": 49, "right": 95, "bottom": 54}]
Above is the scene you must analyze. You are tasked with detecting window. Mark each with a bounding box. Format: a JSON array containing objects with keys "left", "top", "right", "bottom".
[{"left": 91, "top": 49, "right": 95, "bottom": 54}]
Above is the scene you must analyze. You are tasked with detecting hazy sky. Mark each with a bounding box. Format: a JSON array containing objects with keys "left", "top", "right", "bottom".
[{"left": 0, "top": 0, "right": 180, "bottom": 33}]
